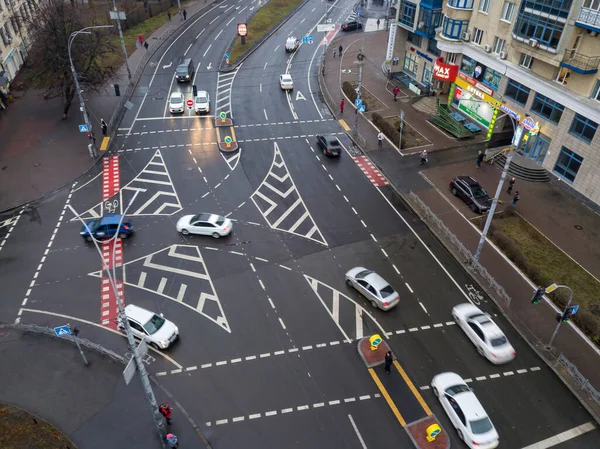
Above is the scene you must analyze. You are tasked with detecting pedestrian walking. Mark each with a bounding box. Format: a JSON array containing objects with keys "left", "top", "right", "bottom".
[
  {"left": 166, "top": 433, "right": 179, "bottom": 448},
  {"left": 393, "top": 86, "right": 399, "bottom": 102},
  {"left": 160, "top": 402, "right": 173, "bottom": 425},
  {"left": 167, "top": 10, "right": 171, "bottom": 21},
  {"left": 476, "top": 150, "right": 485, "bottom": 168},
  {"left": 338, "top": 44, "right": 343, "bottom": 56},
  {"left": 377, "top": 131, "right": 384, "bottom": 147},
  {"left": 100, "top": 119, "right": 108, "bottom": 136},
  {"left": 144, "top": 41, "right": 149, "bottom": 50},
  {"left": 384, "top": 351, "right": 393, "bottom": 374},
  {"left": 182, "top": 8, "right": 187, "bottom": 20},
  {"left": 512, "top": 191, "right": 520, "bottom": 206},
  {"left": 376, "top": 19, "right": 380, "bottom": 29},
  {"left": 420, "top": 149, "right": 428, "bottom": 165},
  {"left": 507, "top": 177, "right": 516, "bottom": 194},
  {"left": 340, "top": 98, "right": 344, "bottom": 114},
  {"left": 333, "top": 48, "right": 336, "bottom": 58},
  {"left": 137, "top": 34, "right": 143, "bottom": 48}
]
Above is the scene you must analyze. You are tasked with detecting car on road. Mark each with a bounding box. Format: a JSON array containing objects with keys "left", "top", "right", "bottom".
[
  {"left": 169, "top": 92, "right": 185, "bottom": 114},
  {"left": 175, "top": 58, "right": 194, "bottom": 82},
  {"left": 280, "top": 74, "right": 294, "bottom": 90},
  {"left": 285, "top": 36, "right": 300, "bottom": 52},
  {"left": 194, "top": 91, "right": 210, "bottom": 114},
  {"left": 449, "top": 176, "right": 492, "bottom": 213},
  {"left": 452, "top": 303, "right": 516, "bottom": 364},
  {"left": 345, "top": 267, "right": 399, "bottom": 310},
  {"left": 431, "top": 372, "right": 499, "bottom": 449},
  {"left": 341, "top": 21, "right": 363, "bottom": 31},
  {"left": 176, "top": 213, "right": 233, "bottom": 238},
  {"left": 80, "top": 214, "right": 133, "bottom": 242},
  {"left": 118, "top": 304, "right": 179, "bottom": 350},
  {"left": 316, "top": 134, "right": 342, "bottom": 157}
]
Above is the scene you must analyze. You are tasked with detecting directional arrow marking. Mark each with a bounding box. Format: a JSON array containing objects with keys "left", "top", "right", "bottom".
[
  {"left": 207, "top": 62, "right": 213, "bottom": 70},
  {"left": 163, "top": 62, "right": 172, "bottom": 69},
  {"left": 295, "top": 91, "right": 306, "bottom": 101}
]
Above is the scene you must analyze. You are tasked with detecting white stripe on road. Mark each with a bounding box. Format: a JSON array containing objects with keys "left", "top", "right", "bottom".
[
  {"left": 348, "top": 414, "right": 368, "bottom": 449},
  {"left": 520, "top": 422, "right": 595, "bottom": 449}
]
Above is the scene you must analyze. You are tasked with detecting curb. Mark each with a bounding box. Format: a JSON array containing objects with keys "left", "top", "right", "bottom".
[{"left": 219, "top": 0, "right": 311, "bottom": 72}]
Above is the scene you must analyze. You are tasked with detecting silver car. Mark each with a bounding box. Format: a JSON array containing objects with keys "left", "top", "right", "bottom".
[
  {"left": 194, "top": 91, "right": 210, "bottom": 114},
  {"left": 345, "top": 267, "right": 400, "bottom": 310},
  {"left": 169, "top": 92, "right": 185, "bottom": 114}
]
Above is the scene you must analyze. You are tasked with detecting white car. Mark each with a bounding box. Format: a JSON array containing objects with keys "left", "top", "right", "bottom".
[
  {"left": 285, "top": 36, "right": 300, "bottom": 52},
  {"left": 280, "top": 74, "right": 294, "bottom": 90},
  {"left": 452, "top": 303, "right": 516, "bottom": 364},
  {"left": 345, "top": 267, "right": 400, "bottom": 310},
  {"left": 431, "top": 372, "right": 499, "bottom": 449},
  {"left": 176, "top": 213, "right": 232, "bottom": 238},
  {"left": 194, "top": 91, "right": 210, "bottom": 114},
  {"left": 168, "top": 91, "right": 185, "bottom": 114},
  {"left": 117, "top": 304, "right": 179, "bottom": 350}
]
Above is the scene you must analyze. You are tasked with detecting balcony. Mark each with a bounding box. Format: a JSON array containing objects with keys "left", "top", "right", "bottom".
[
  {"left": 560, "top": 50, "right": 600, "bottom": 75},
  {"left": 576, "top": 7, "right": 600, "bottom": 32},
  {"left": 447, "top": 0, "right": 474, "bottom": 9}
]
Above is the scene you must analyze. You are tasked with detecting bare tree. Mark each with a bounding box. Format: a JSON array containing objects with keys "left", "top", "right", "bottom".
[{"left": 21, "top": 0, "right": 116, "bottom": 119}]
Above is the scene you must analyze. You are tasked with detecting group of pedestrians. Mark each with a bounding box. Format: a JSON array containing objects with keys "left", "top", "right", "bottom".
[{"left": 332, "top": 44, "right": 343, "bottom": 59}]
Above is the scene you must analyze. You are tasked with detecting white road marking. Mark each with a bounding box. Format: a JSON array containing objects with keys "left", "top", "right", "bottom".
[
  {"left": 278, "top": 317, "right": 286, "bottom": 329},
  {"left": 349, "top": 414, "right": 368, "bottom": 449},
  {"left": 214, "top": 29, "right": 223, "bottom": 40},
  {"left": 184, "top": 43, "right": 193, "bottom": 56},
  {"left": 203, "top": 44, "right": 212, "bottom": 58},
  {"left": 264, "top": 109, "right": 269, "bottom": 121},
  {"left": 405, "top": 283, "right": 413, "bottom": 293},
  {"left": 520, "top": 422, "right": 595, "bottom": 449}
]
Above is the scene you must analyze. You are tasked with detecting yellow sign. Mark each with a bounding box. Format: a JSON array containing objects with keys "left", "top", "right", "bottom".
[
  {"left": 455, "top": 77, "right": 501, "bottom": 108},
  {"left": 426, "top": 424, "right": 442, "bottom": 442},
  {"left": 369, "top": 334, "right": 382, "bottom": 351},
  {"left": 545, "top": 283, "right": 558, "bottom": 293}
]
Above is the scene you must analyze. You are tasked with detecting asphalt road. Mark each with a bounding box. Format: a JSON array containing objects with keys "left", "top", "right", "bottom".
[{"left": 1, "top": 0, "right": 599, "bottom": 447}]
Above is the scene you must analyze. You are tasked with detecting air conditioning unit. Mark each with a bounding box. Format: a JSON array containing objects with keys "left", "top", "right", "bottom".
[
  {"left": 484, "top": 44, "right": 491, "bottom": 53},
  {"left": 529, "top": 39, "right": 539, "bottom": 48},
  {"left": 499, "top": 51, "right": 507, "bottom": 59},
  {"left": 462, "top": 31, "right": 471, "bottom": 41}
]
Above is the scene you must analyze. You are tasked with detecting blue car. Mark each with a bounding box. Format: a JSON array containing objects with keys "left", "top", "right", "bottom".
[{"left": 80, "top": 214, "right": 134, "bottom": 241}]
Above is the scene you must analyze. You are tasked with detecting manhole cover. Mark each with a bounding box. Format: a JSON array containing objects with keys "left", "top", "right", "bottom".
[{"left": 574, "top": 225, "right": 583, "bottom": 230}]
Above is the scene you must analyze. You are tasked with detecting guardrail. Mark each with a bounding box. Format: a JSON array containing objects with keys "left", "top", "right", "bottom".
[{"left": 558, "top": 353, "right": 600, "bottom": 405}]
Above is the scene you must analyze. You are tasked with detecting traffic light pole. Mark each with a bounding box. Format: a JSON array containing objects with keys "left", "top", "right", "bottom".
[
  {"left": 353, "top": 39, "right": 365, "bottom": 136},
  {"left": 548, "top": 285, "right": 574, "bottom": 348}
]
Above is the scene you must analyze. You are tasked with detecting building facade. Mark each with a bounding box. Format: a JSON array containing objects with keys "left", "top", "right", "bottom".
[
  {"left": 0, "top": 0, "right": 35, "bottom": 89},
  {"left": 390, "top": 0, "right": 600, "bottom": 206}
]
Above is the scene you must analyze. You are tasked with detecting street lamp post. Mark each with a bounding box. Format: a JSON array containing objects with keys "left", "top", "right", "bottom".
[
  {"left": 110, "top": 2, "right": 132, "bottom": 84},
  {"left": 68, "top": 25, "right": 113, "bottom": 159},
  {"left": 68, "top": 191, "right": 167, "bottom": 447},
  {"left": 548, "top": 285, "right": 574, "bottom": 347}
]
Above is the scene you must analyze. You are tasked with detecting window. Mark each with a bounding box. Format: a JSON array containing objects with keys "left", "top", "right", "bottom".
[
  {"left": 492, "top": 36, "right": 506, "bottom": 54},
  {"left": 403, "top": 51, "right": 419, "bottom": 76},
  {"left": 399, "top": 1, "right": 417, "bottom": 27},
  {"left": 519, "top": 53, "right": 533, "bottom": 69},
  {"left": 473, "top": 28, "right": 483, "bottom": 45},
  {"left": 460, "top": 56, "right": 477, "bottom": 76},
  {"left": 423, "top": 64, "right": 433, "bottom": 86},
  {"left": 521, "top": 0, "right": 573, "bottom": 18},
  {"left": 555, "top": 67, "right": 571, "bottom": 86},
  {"left": 407, "top": 32, "right": 422, "bottom": 47},
  {"left": 569, "top": 114, "right": 598, "bottom": 143},
  {"left": 446, "top": 52, "right": 459, "bottom": 64},
  {"left": 479, "top": 0, "right": 490, "bottom": 13},
  {"left": 531, "top": 93, "right": 564, "bottom": 123},
  {"left": 448, "top": 0, "right": 474, "bottom": 8},
  {"left": 504, "top": 79, "right": 531, "bottom": 106},
  {"left": 427, "top": 38, "right": 441, "bottom": 56},
  {"left": 500, "top": 2, "right": 516, "bottom": 22},
  {"left": 583, "top": 0, "right": 600, "bottom": 10},
  {"left": 514, "top": 11, "right": 564, "bottom": 49},
  {"left": 591, "top": 80, "right": 600, "bottom": 102},
  {"left": 553, "top": 147, "right": 583, "bottom": 183},
  {"left": 441, "top": 16, "right": 469, "bottom": 40},
  {"left": 482, "top": 68, "right": 502, "bottom": 90}
]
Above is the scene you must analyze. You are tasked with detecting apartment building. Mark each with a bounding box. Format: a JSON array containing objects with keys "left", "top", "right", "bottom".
[
  {"left": 0, "top": 0, "right": 35, "bottom": 89},
  {"left": 391, "top": 0, "right": 600, "bottom": 206}
]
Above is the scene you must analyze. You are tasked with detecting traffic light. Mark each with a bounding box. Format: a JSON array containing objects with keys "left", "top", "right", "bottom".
[
  {"left": 114, "top": 83, "right": 120, "bottom": 97},
  {"left": 531, "top": 287, "right": 545, "bottom": 304},
  {"left": 192, "top": 84, "right": 198, "bottom": 97},
  {"left": 556, "top": 306, "right": 578, "bottom": 323}
]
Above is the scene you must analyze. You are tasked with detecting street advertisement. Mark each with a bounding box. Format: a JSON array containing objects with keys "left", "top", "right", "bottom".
[
  {"left": 452, "top": 78, "right": 501, "bottom": 128},
  {"left": 433, "top": 57, "right": 458, "bottom": 82}
]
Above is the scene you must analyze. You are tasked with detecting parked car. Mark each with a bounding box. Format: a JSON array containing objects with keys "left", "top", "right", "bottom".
[
  {"left": 80, "top": 214, "right": 133, "bottom": 242},
  {"left": 194, "top": 91, "right": 210, "bottom": 114},
  {"left": 280, "top": 74, "right": 294, "bottom": 90},
  {"left": 176, "top": 213, "right": 233, "bottom": 238},
  {"left": 117, "top": 304, "right": 179, "bottom": 350},
  {"left": 341, "top": 21, "right": 363, "bottom": 31},
  {"left": 316, "top": 134, "right": 342, "bottom": 157},
  {"left": 431, "top": 372, "right": 499, "bottom": 448},
  {"left": 285, "top": 36, "right": 300, "bottom": 52},
  {"left": 345, "top": 267, "right": 400, "bottom": 310},
  {"left": 169, "top": 92, "right": 185, "bottom": 114},
  {"left": 449, "top": 176, "right": 492, "bottom": 213},
  {"left": 452, "top": 303, "right": 516, "bottom": 364}
]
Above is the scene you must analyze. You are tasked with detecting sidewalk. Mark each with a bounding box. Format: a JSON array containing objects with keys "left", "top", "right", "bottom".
[
  {"left": 0, "top": 326, "right": 200, "bottom": 448},
  {"left": 0, "top": 0, "right": 217, "bottom": 213},
  {"left": 319, "top": 29, "right": 600, "bottom": 419}
]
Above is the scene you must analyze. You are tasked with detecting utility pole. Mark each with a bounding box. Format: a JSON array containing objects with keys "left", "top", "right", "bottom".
[
  {"left": 547, "top": 285, "right": 574, "bottom": 347},
  {"left": 110, "top": 4, "right": 132, "bottom": 84},
  {"left": 399, "top": 109, "right": 404, "bottom": 149},
  {"left": 353, "top": 39, "right": 365, "bottom": 136}
]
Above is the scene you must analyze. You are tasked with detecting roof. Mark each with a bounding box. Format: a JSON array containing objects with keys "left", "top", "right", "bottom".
[
  {"left": 98, "top": 214, "right": 124, "bottom": 225},
  {"left": 454, "top": 391, "right": 488, "bottom": 421},
  {"left": 364, "top": 272, "right": 390, "bottom": 290},
  {"left": 125, "top": 304, "right": 154, "bottom": 323},
  {"left": 457, "top": 176, "right": 480, "bottom": 186}
]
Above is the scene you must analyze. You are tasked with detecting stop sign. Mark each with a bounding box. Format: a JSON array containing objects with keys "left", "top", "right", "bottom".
[{"left": 186, "top": 99, "right": 194, "bottom": 108}]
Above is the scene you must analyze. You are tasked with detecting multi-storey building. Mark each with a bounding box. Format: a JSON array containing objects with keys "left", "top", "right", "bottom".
[
  {"left": 390, "top": 0, "right": 600, "bottom": 206},
  {"left": 0, "top": 0, "right": 35, "bottom": 90}
]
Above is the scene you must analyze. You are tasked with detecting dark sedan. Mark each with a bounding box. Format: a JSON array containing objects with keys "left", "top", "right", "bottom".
[
  {"left": 316, "top": 135, "right": 342, "bottom": 157},
  {"left": 449, "top": 176, "right": 493, "bottom": 213},
  {"left": 341, "top": 21, "right": 363, "bottom": 31}
]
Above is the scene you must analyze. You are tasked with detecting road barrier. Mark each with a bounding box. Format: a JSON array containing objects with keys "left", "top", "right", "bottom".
[{"left": 558, "top": 353, "right": 600, "bottom": 405}]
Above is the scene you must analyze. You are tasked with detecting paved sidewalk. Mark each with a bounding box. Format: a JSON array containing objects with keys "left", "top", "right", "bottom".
[
  {"left": 319, "top": 28, "right": 600, "bottom": 419},
  {"left": 0, "top": 0, "right": 216, "bottom": 213},
  {"left": 0, "top": 327, "right": 200, "bottom": 448}
]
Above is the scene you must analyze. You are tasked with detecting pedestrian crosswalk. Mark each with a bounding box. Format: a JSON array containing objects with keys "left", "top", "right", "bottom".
[
  {"left": 305, "top": 275, "right": 387, "bottom": 342},
  {"left": 215, "top": 68, "right": 240, "bottom": 119},
  {"left": 250, "top": 143, "right": 327, "bottom": 246}
]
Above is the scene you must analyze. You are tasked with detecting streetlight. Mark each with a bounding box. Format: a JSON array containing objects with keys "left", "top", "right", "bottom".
[
  {"left": 68, "top": 25, "right": 113, "bottom": 159},
  {"left": 546, "top": 284, "right": 574, "bottom": 347},
  {"left": 110, "top": 2, "right": 132, "bottom": 84},
  {"left": 68, "top": 191, "right": 168, "bottom": 446}
]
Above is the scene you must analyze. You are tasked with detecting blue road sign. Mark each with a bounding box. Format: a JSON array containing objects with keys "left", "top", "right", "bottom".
[
  {"left": 357, "top": 9, "right": 360, "bottom": 16},
  {"left": 54, "top": 325, "right": 71, "bottom": 337},
  {"left": 355, "top": 98, "right": 362, "bottom": 107},
  {"left": 302, "top": 36, "right": 314, "bottom": 44},
  {"left": 359, "top": 105, "right": 366, "bottom": 113},
  {"left": 569, "top": 305, "right": 579, "bottom": 315},
  {"left": 224, "top": 53, "right": 230, "bottom": 59},
  {"left": 79, "top": 124, "right": 89, "bottom": 133}
]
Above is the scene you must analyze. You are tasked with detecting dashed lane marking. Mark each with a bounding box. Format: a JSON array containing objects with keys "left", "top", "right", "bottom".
[
  {"left": 419, "top": 366, "right": 543, "bottom": 390},
  {"left": 204, "top": 393, "right": 381, "bottom": 426},
  {"left": 0, "top": 208, "right": 25, "bottom": 254}
]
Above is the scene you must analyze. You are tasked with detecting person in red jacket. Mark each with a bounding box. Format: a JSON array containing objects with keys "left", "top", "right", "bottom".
[
  {"left": 160, "top": 402, "right": 173, "bottom": 425},
  {"left": 340, "top": 98, "right": 345, "bottom": 114}
]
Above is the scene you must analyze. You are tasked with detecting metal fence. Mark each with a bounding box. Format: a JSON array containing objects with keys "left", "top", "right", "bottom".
[
  {"left": 0, "top": 322, "right": 126, "bottom": 365},
  {"left": 558, "top": 353, "right": 600, "bottom": 405},
  {"left": 407, "top": 191, "right": 512, "bottom": 306}
]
